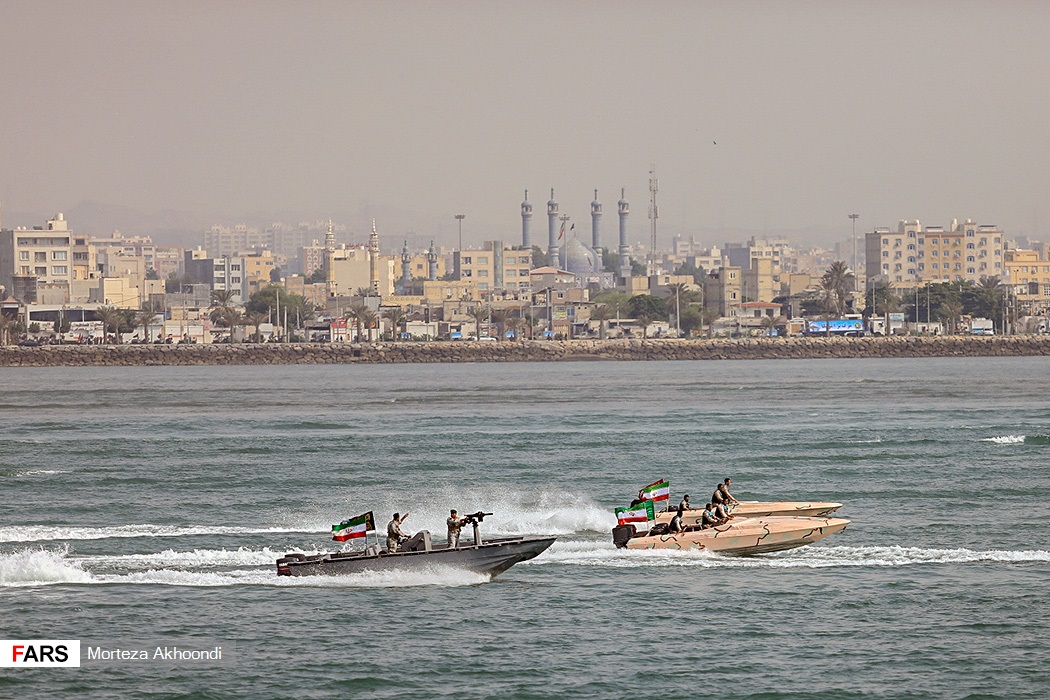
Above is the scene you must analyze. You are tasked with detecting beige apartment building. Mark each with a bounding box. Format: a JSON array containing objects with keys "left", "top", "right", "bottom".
[
  {"left": 456, "top": 241, "right": 532, "bottom": 292},
  {"left": 742, "top": 256, "right": 776, "bottom": 303},
  {"left": 1005, "top": 249, "right": 1050, "bottom": 313},
  {"left": 866, "top": 219, "right": 1004, "bottom": 288},
  {"left": 0, "top": 214, "right": 75, "bottom": 303},
  {"left": 243, "top": 249, "right": 276, "bottom": 292},
  {"left": 703, "top": 265, "right": 742, "bottom": 317},
  {"left": 326, "top": 246, "right": 397, "bottom": 297}
]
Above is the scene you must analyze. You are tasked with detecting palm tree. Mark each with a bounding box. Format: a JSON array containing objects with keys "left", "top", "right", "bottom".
[
  {"left": 346, "top": 301, "right": 369, "bottom": 342},
  {"left": 360, "top": 308, "right": 378, "bottom": 342},
  {"left": 634, "top": 312, "right": 653, "bottom": 339},
  {"left": 218, "top": 307, "right": 243, "bottom": 340},
  {"left": 590, "top": 304, "right": 612, "bottom": 339},
  {"left": 937, "top": 301, "right": 964, "bottom": 335},
  {"left": 467, "top": 306, "right": 489, "bottom": 340},
  {"left": 135, "top": 309, "right": 158, "bottom": 342},
  {"left": 244, "top": 311, "right": 267, "bottom": 342},
  {"left": 760, "top": 314, "right": 786, "bottom": 337},
  {"left": 382, "top": 307, "right": 407, "bottom": 340},
  {"left": 821, "top": 261, "right": 855, "bottom": 316},
  {"left": 701, "top": 307, "right": 720, "bottom": 338},
  {"left": 664, "top": 282, "right": 690, "bottom": 337},
  {"left": 504, "top": 316, "right": 523, "bottom": 341},
  {"left": 521, "top": 311, "right": 538, "bottom": 339},
  {"left": 814, "top": 282, "right": 832, "bottom": 336},
  {"left": 489, "top": 309, "right": 507, "bottom": 341},
  {"left": 865, "top": 281, "right": 901, "bottom": 317},
  {"left": 95, "top": 306, "right": 123, "bottom": 344},
  {"left": 0, "top": 313, "right": 12, "bottom": 346},
  {"left": 210, "top": 289, "right": 236, "bottom": 308}
]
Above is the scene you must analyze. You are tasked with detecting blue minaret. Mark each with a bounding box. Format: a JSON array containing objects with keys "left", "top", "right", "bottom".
[
  {"left": 591, "top": 188, "right": 603, "bottom": 268},
  {"left": 521, "top": 189, "right": 532, "bottom": 250},
  {"left": 427, "top": 240, "right": 438, "bottom": 280},
  {"left": 400, "top": 240, "right": 411, "bottom": 291},
  {"left": 618, "top": 188, "right": 630, "bottom": 278},
  {"left": 547, "top": 188, "right": 559, "bottom": 267}
]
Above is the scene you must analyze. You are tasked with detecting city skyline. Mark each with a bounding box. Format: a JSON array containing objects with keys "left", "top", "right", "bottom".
[{"left": 4, "top": 2, "right": 1050, "bottom": 247}]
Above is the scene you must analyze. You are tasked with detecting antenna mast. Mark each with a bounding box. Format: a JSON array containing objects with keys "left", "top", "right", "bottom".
[{"left": 648, "top": 166, "right": 659, "bottom": 277}]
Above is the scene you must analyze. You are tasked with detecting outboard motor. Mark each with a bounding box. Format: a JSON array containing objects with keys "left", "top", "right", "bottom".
[{"left": 612, "top": 525, "right": 635, "bottom": 549}]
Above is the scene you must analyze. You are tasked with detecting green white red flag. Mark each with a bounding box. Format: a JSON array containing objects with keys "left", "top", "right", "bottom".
[
  {"left": 332, "top": 511, "right": 375, "bottom": 541},
  {"left": 615, "top": 500, "right": 656, "bottom": 531},
  {"left": 640, "top": 479, "right": 671, "bottom": 502}
]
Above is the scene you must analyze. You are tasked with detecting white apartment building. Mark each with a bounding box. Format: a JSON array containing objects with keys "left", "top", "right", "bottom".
[{"left": 865, "top": 219, "right": 1004, "bottom": 288}]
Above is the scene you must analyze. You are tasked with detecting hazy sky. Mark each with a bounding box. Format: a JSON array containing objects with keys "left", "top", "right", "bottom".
[{"left": 4, "top": 1, "right": 1050, "bottom": 248}]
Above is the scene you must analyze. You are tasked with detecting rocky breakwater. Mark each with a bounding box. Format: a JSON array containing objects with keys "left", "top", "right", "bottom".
[{"left": 3, "top": 335, "right": 1050, "bottom": 367}]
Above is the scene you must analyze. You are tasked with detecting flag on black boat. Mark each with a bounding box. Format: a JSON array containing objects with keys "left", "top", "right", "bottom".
[{"left": 332, "top": 511, "right": 376, "bottom": 541}]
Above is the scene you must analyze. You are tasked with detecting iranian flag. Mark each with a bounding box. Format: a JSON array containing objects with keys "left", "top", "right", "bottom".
[
  {"left": 640, "top": 479, "right": 671, "bottom": 503},
  {"left": 332, "top": 511, "right": 375, "bottom": 541},
  {"left": 615, "top": 500, "right": 656, "bottom": 531}
]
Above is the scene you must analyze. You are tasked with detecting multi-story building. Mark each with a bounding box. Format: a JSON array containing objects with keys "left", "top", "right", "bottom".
[
  {"left": 1005, "top": 249, "right": 1050, "bottom": 314},
  {"left": 90, "top": 231, "right": 158, "bottom": 273},
  {"left": 204, "top": 224, "right": 270, "bottom": 258},
  {"left": 703, "top": 265, "right": 742, "bottom": 317},
  {"left": 299, "top": 241, "right": 326, "bottom": 278},
  {"left": 184, "top": 251, "right": 248, "bottom": 303},
  {"left": 0, "top": 213, "right": 74, "bottom": 303},
  {"left": 326, "top": 246, "right": 397, "bottom": 298},
  {"left": 741, "top": 256, "right": 776, "bottom": 303},
  {"left": 866, "top": 219, "right": 1004, "bottom": 288},
  {"left": 206, "top": 221, "right": 348, "bottom": 262},
  {"left": 405, "top": 252, "right": 446, "bottom": 282},
  {"left": 725, "top": 237, "right": 788, "bottom": 276},
  {"left": 243, "top": 249, "right": 276, "bottom": 292},
  {"left": 152, "top": 246, "right": 184, "bottom": 280},
  {"left": 456, "top": 241, "right": 532, "bottom": 292}
]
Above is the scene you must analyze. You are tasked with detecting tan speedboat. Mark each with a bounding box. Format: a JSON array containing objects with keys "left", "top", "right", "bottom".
[
  {"left": 655, "top": 500, "right": 842, "bottom": 528},
  {"left": 615, "top": 515, "right": 850, "bottom": 555}
]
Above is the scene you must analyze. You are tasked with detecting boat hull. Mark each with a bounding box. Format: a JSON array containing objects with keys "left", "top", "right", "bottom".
[
  {"left": 656, "top": 500, "right": 843, "bottom": 527},
  {"left": 276, "top": 536, "right": 556, "bottom": 578},
  {"left": 625, "top": 516, "right": 849, "bottom": 555}
]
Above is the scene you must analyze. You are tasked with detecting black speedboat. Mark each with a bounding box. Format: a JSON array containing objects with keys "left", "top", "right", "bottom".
[{"left": 276, "top": 512, "right": 555, "bottom": 578}]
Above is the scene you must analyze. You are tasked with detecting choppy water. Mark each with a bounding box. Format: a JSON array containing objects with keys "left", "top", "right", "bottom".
[{"left": 2, "top": 357, "right": 1049, "bottom": 698}]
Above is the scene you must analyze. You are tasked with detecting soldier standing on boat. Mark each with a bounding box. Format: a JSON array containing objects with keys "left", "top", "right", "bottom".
[
  {"left": 447, "top": 509, "right": 468, "bottom": 548},
  {"left": 387, "top": 512, "right": 410, "bottom": 551}
]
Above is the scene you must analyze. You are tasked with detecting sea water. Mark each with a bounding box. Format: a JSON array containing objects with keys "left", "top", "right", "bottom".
[{"left": 1, "top": 357, "right": 1048, "bottom": 698}]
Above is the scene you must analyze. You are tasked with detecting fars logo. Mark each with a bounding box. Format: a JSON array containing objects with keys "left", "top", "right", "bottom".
[{"left": 0, "top": 640, "right": 81, "bottom": 667}]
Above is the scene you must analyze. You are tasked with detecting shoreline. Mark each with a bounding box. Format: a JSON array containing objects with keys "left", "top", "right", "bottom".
[{"left": 2, "top": 335, "right": 1050, "bottom": 366}]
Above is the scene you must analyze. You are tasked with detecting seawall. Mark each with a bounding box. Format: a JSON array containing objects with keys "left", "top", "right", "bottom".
[{"left": 2, "top": 335, "right": 1050, "bottom": 366}]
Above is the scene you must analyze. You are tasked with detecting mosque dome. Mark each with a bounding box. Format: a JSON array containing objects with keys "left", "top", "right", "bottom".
[{"left": 563, "top": 237, "right": 601, "bottom": 275}]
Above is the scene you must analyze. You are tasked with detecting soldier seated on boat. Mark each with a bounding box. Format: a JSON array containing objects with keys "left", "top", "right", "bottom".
[
  {"left": 679, "top": 494, "right": 692, "bottom": 511},
  {"left": 447, "top": 509, "right": 468, "bottom": 549},
  {"left": 700, "top": 503, "right": 721, "bottom": 529},
  {"left": 721, "top": 478, "right": 739, "bottom": 505},
  {"left": 630, "top": 490, "right": 646, "bottom": 507},
  {"left": 387, "top": 512, "right": 410, "bottom": 551},
  {"left": 668, "top": 505, "right": 686, "bottom": 534},
  {"left": 713, "top": 501, "right": 732, "bottom": 524}
]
